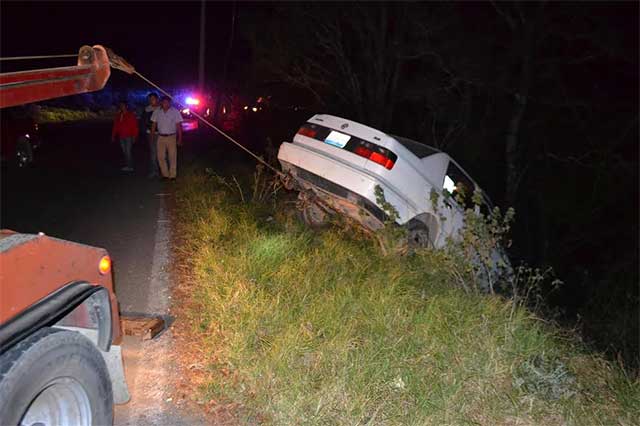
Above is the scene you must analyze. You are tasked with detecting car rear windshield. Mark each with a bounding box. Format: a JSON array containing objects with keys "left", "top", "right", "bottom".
[{"left": 390, "top": 135, "right": 440, "bottom": 158}]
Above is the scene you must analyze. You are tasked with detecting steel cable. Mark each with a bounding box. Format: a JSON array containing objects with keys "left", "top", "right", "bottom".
[
  {"left": 133, "top": 70, "right": 284, "bottom": 177},
  {"left": 0, "top": 54, "right": 78, "bottom": 61},
  {"left": 0, "top": 51, "right": 282, "bottom": 176}
]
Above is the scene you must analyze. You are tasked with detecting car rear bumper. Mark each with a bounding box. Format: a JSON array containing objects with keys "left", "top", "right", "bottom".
[{"left": 278, "top": 141, "right": 415, "bottom": 228}]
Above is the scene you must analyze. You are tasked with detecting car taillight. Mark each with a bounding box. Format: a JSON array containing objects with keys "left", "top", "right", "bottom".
[
  {"left": 354, "top": 145, "right": 372, "bottom": 157},
  {"left": 298, "top": 126, "right": 318, "bottom": 138},
  {"left": 370, "top": 152, "right": 395, "bottom": 169},
  {"left": 354, "top": 145, "right": 395, "bottom": 169}
]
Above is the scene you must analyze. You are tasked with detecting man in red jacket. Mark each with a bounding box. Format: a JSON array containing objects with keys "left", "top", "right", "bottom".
[{"left": 112, "top": 101, "right": 139, "bottom": 172}]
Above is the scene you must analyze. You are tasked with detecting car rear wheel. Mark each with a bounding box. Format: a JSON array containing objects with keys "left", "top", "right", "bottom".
[
  {"left": 406, "top": 219, "right": 431, "bottom": 250},
  {"left": 0, "top": 327, "right": 113, "bottom": 426}
]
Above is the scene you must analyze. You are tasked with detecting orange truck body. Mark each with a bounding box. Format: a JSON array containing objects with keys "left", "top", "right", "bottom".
[
  {"left": 0, "top": 45, "right": 120, "bottom": 336},
  {"left": 0, "top": 230, "right": 122, "bottom": 344},
  {"left": 0, "top": 47, "right": 132, "bottom": 411}
]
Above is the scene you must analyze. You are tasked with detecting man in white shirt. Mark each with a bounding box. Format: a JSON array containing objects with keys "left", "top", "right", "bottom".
[{"left": 150, "top": 96, "right": 183, "bottom": 180}]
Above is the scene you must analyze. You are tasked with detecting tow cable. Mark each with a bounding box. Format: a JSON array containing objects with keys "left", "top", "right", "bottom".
[
  {"left": 0, "top": 48, "right": 286, "bottom": 179},
  {"left": 0, "top": 48, "right": 285, "bottom": 178},
  {"left": 105, "top": 49, "right": 286, "bottom": 178}
]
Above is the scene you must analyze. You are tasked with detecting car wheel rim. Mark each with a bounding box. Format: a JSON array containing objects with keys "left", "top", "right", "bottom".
[{"left": 20, "top": 378, "right": 92, "bottom": 426}]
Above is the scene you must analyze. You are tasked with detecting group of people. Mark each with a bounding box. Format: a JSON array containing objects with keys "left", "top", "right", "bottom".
[{"left": 111, "top": 93, "right": 183, "bottom": 180}]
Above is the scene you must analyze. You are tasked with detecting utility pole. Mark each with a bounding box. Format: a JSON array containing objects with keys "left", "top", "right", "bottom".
[
  {"left": 213, "top": 1, "right": 236, "bottom": 123},
  {"left": 198, "top": 0, "right": 206, "bottom": 93}
]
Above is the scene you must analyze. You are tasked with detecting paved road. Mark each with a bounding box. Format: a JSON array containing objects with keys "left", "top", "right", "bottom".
[
  {"left": 1, "top": 120, "right": 215, "bottom": 425},
  {"left": 3, "top": 122, "right": 159, "bottom": 309},
  {"left": 2, "top": 120, "right": 213, "bottom": 306}
]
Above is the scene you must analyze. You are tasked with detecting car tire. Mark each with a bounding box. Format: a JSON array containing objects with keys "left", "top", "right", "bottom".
[
  {"left": 0, "top": 327, "right": 113, "bottom": 426},
  {"left": 300, "top": 201, "right": 329, "bottom": 228},
  {"left": 15, "top": 136, "right": 33, "bottom": 168},
  {"left": 406, "top": 219, "right": 431, "bottom": 250}
]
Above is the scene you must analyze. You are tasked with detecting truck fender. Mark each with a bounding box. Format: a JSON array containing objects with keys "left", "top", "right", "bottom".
[
  {"left": 0, "top": 281, "right": 112, "bottom": 354},
  {"left": 0, "top": 281, "right": 130, "bottom": 404}
]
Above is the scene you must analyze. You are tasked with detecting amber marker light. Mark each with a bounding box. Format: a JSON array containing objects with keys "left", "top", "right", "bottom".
[{"left": 98, "top": 256, "right": 112, "bottom": 275}]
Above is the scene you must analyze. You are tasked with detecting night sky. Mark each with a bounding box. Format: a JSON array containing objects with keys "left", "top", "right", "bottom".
[{"left": 1, "top": 1, "right": 243, "bottom": 89}]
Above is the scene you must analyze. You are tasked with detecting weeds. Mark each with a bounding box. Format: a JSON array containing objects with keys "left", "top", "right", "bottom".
[
  {"left": 513, "top": 354, "right": 576, "bottom": 401},
  {"left": 251, "top": 162, "right": 282, "bottom": 204},
  {"left": 373, "top": 185, "right": 408, "bottom": 255},
  {"left": 418, "top": 187, "right": 566, "bottom": 316}
]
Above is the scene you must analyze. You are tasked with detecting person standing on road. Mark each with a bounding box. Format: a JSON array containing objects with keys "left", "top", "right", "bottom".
[
  {"left": 112, "top": 101, "right": 139, "bottom": 172},
  {"left": 150, "top": 96, "right": 183, "bottom": 180},
  {"left": 142, "top": 93, "right": 160, "bottom": 178}
]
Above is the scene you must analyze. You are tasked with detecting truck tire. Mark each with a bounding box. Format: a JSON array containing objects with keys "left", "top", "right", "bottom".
[{"left": 0, "top": 327, "right": 113, "bottom": 426}]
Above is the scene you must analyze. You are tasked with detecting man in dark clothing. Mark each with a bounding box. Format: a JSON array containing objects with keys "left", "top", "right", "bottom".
[
  {"left": 142, "top": 93, "right": 160, "bottom": 178},
  {"left": 112, "top": 101, "right": 139, "bottom": 172}
]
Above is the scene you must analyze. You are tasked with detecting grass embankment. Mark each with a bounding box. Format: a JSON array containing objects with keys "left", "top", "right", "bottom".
[{"left": 176, "top": 170, "right": 639, "bottom": 425}]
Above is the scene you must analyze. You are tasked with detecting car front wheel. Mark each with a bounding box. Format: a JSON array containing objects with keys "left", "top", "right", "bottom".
[{"left": 0, "top": 327, "right": 113, "bottom": 426}]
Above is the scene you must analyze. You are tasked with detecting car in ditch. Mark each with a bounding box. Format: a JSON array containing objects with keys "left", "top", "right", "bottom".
[{"left": 278, "top": 114, "right": 494, "bottom": 249}]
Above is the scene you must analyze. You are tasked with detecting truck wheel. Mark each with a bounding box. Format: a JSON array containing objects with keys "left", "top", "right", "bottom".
[
  {"left": 300, "top": 202, "right": 329, "bottom": 228},
  {"left": 0, "top": 327, "right": 113, "bottom": 426},
  {"left": 406, "top": 219, "right": 431, "bottom": 250},
  {"left": 15, "top": 136, "right": 34, "bottom": 168}
]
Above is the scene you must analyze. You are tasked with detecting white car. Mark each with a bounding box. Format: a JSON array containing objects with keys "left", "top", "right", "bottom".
[{"left": 278, "top": 114, "right": 494, "bottom": 249}]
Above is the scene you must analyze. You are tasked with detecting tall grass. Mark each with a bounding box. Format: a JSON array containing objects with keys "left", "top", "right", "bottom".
[{"left": 176, "top": 170, "right": 639, "bottom": 425}]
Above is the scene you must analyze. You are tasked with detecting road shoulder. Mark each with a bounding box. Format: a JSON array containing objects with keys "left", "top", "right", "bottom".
[{"left": 114, "top": 190, "right": 208, "bottom": 426}]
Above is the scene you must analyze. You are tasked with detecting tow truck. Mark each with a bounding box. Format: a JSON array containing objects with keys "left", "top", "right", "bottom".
[{"left": 0, "top": 45, "right": 134, "bottom": 425}]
